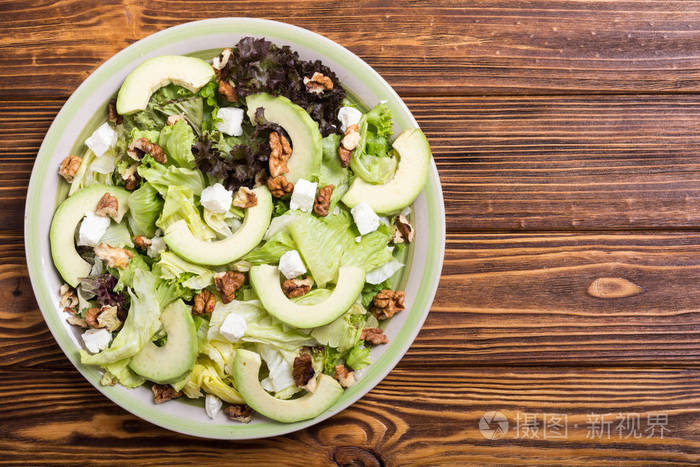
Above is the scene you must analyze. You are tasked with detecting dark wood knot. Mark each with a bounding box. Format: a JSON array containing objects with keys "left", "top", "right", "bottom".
[
  {"left": 587, "top": 277, "right": 643, "bottom": 299},
  {"left": 333, "top": 446, "right": 384, "bottom": 467}
]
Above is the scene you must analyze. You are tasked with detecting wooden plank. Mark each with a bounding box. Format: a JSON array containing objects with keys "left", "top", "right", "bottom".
[
  {"left": 6, "top": 96, "right": 700, "bottom": 231},
  {"left": 0, "top": 367, "right": 697, "bottom": 464},
  {"left": 4, "top": 232, "right": 700, "bottom": 368},
  {"left": 4, "top": 1, "right": 700, "bottom": 97}
]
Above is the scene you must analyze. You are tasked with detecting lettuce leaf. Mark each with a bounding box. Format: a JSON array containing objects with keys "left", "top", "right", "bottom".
[
  {"left": 179, "top": 358, "right": 244, "bottom": 404},
  {"left": 346, "top": 344, "right": 371, "bottom": 370},
  {"left": 156, "top": 251, "right": 213, "bottom": 290},
  {"left": 319, "top": 134, "right": 351, "bottom": 210},
  {"left": 127, "top": 182, "right": 163, "bottom": 237},
  {"left": 157, "top": 119, "right": 196, "bottom": 168},
  {"left": 99, "top": 222, "right": 133, "bottom": 248},
  {"left": 113, "top": 252, "right": 149, "bottom": 293},
  {"left": 129, "top": 128, "right": 160, "bottom": 145},
  {"left": 137, "top": 156, "right": 205, "bottom": 197},
  {"left": 341, "top": 224, "right": 394, "bottom": 272},
  {"left": 102, "top": 358, "right": 145, "bottom": 388},
  {"left": 310, "top": 304, "right": 365, "bottom": 352},
  {"left": 258, "top": 344, "right": 296, "bottom": 394},
  {"left": 349, "top": 105, "right": 398, "bottom": 184},
  {"left": 156, "top": 185, "right": 215, "bottom": 241}
]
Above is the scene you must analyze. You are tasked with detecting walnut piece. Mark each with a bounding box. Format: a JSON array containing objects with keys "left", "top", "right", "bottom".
[
  {"left": 218, "top": 80, "right": 238, "bottom": 103},
  {"left": 293, "top": 353, "right": 315, "bottom": 387},
  {"left": 95, "top": 192, "right": 119, "bottom": 220},
  {"left": 133, "top": 235, "right": 152, "bottom": 250},
  {"left": 393, "top": 215, "right": 415, "bottom": 243},
  {"left": 269, "top": 131, "right": 292, "bottom": 178},
  {"left": 166, "top": 114, "right": 185, "bottom": 126},
  {"left": 97, "top": 305, "right": 122, "bottom": 332},
  {"left": 214, "top": 271, "right": 245, "bottom": 304},
  {"left": 121, "top": 163, "right": 140, "bottom": 191},
  {"left": 85, "top": 307, "right": 101, "bottom": 329},
  {"left": 66, "top": 315, "right": 88, "bottom": 328},
  {"left": 313, "top": 184, "right": 334, "bottom": 217},
  {"left": 212, "top": 48, "right": 232, "bottom": 70},
  {"left": 151, "top": 384, "right": 183, "bottom": 404},
  {"left": 59, "top": 284, "right": 79, "bottom": 311},
  {"left": 108, "top": 98, "right": 122, "bottom": 125},
  {"left": 361, "top": 327, "right": 389, "bottom": 345},
  {"left": 304, "top": 72, "right": 334, "bottom": 94},
  {"left": 224, "top": 404, "right": 253, "bottom": 423},
  {"left": 58, "top": 155, "right": 82, "bottom": 183},
  {"left": 341, "top": 124, "right": 361, "bottom": 151},
  {"left": 94, "top": 243, "right": 133, "bottom": 269},
  {"left": 233, "top": 186, "right": 258, "bottom": 208},
  {"left": 338, "top": 146, "right": 352, "bottom": 168},
  {"left": 192, "top": 289, "right": 217, "bottom": 316},
  {"left": 267, "top": 175, "right": 294, "bottom": 198},
  {"left": 334, "top": 365, "right": 356, "bottom": 388},
  {"left": 128, "top": 137, "right": 167, "bottom": 164},
  {"left": 371, "top": 290, "right": 405, "bottom": 320},
  {"left": 282, "top": 277, "right": 313, "bottom": 298}
]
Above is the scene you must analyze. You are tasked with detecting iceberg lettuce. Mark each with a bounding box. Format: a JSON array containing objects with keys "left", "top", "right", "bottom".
[
  {"left": 156, "top": 251, "right": 213, "bottom": 290},
  {"left": 179, "top": 358, "right": 244, "bottom": 404},
  {"left": 158, "top": 119, "right": 196, "bottom": 168},
  {"left": 137, "top": 156, "right": 205, "bottom": 197},
  {"left": 319, "top": 134, "right": 351, "bottom": 210},
  {"left": 99, "top": 222, "right": 133, "bottom": 249},
  {"left": 156, "top": 185, "right": 215, "bottom": 241},
  {"left": 127, "top": 182, "right": 163, "bottom": 238}
]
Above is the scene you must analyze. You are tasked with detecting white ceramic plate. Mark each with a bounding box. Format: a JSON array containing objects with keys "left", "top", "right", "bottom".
[{"left": 25, "top": 18, "right": 445, "bottom": 439}]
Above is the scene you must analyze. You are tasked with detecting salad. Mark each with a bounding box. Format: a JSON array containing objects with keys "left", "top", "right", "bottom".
[{"left": 50, "top": 37, "right": 431, "bottom": 424}]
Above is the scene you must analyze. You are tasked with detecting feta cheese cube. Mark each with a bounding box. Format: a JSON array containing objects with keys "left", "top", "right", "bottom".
[
  {"left": 366, "top": 259, "right": 404, "bottom": 284},
  {"left": 200, "top": 183, "right": 233, "bottom": 213},
  {"left": 147, "top": 236, "right": 166, "bottom": 258},
  {"left": 278, "top": 250, "right": 306, "bottom": 279},
  {"left": 205, "top": 394, "right": 223, "bottom": 419},
  {"left": 81, "top": 328, "right": 112, "bottom": 354},
  {"left": 337, "top": 106, "right": 362, "bottom": 133},
  {"left": 219, "top": 312, "right": 247, "bottom": 342},
  {"left": 289, "top": 178, "right": 317, "bottom": 212},
  {"left": 77, "top": 211, "right": 110, "bottom": 247},
  {"left": 351, "top": 202, "right": 380, "bottom": 235},
  {"left": 85, "top": 122, "right": 117, "bottom": 157},
  {"left": 216, "top": 107, "right": 245, "bottom": 136}
]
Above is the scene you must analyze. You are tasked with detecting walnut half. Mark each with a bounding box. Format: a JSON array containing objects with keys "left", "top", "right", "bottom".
[
  {"left": 269, "top": 131, "right": 292, "bottom": 178},
  {"left": 128, "top": 138, "right": 167, "bottom": 164},
  {"left": 59, "top": 155, "right": 82, "bottom": 183},
  {"left": 233, "top": 187, "right": 258, "bottom": 209},
  {"left": 59, "top": 284, "right": 79, "bottom": 311},
  {"left": 370, "top": 290, "right": 405, "bottom": 320},
  {"left": 392, "top": 215, "right": 415, "bottom": 243},
  {"left": 292, "top": 353, "right": 315, "bottom": 388},
  {"left": 282, "top": 277, "right": 313, "bottom": 298},
  {"left": 95, "top": 192, "right": 119, "bottom": 220},
  {"left": 192, "top": 289, "right": 216, "bottom": 316},
  {"left": 334, "top": 365, "right": 356, "bottom": 388},
  {"left": 225, "top": 404, "right": 253, "bottom": 423},
  {"left": 361, "top": 327, "right": 389, "bottom": 345},
  {"left": 94, "top": 243, "right": 133, "bottom": 269},
  {"left": 152, "top": 384, "right": 183, "bottom": 404},
  {"left": 214, "top": 271, "right": 245, "bottom": 304},
  {"left": 313, "top": 184, "right": 334, "bottom": 217},
  {"left": 267, "top": 175, "right": 294, "bottom": 198},
  {"left": 304, "top": 72, "right": 334, "bottom": 94}
]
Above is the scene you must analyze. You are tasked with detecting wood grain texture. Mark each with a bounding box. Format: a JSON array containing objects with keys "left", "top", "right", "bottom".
[
  {"left": 4, "top": 232, "right": 700, "bottom": 369},
  {"left": 5, "top": 1, "right": 700, "bottom": 97},
  {"left": 0, "top": 367, "right": 697, "bottom": 465}
]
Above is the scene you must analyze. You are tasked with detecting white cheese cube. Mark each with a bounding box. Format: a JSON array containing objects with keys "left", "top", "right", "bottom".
[
  {"left": 200, "top": 183, "right": 233, "bottom": 213},
  {"left": 278, "top": 250, "right": 306, "bottom": 279},
  {"left": 81, "top": 328, "right": 112, "bottom": 354},
  {"left": 219, "top": 312, "right": 247, "bottom": 342},
  {"left": 366, "top": 259, "right": 404, "bottom": 284},
  {"left": 147, "top": 236, "right": 166, "bottom": 258},
  {"left": 338, "top": 106, "right": 362, "bottom": 132},
  {"left": 351, "top": 202, "right": 380, "bottom": 235},
  {"left": 216, "top": 107, "right": 245, "bottom": 136},
  {"left": 77, "top": 211, "right": 110, "bottom": 247},
  {"left": 205, "top": 394, "right": 223, "bottom": 419},
  {"left": 289, "top": 178, "right": 317, "bottom": 212},
  {"left": 85, "top": 122, "right": 117, "bottom": 157}
]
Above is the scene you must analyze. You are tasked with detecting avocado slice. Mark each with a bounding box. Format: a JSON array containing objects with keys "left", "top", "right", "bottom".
[
  {"left": 342, "top": 128, "right": 431, "bottom": 215},
  {"left": 246, "top": 93, "right": 322, "bottom": 184},
  {"left": 116, "top": 55, "right": 215, "bottom": 115},
  {"left": 233, "top": 349, "right": 343, "bottom": 423},
  {"left": 164, "top": 186, "right": 273, "bottom": 265},
  {"left": 50, "top": 185, "right": 130, "bottom": 287},
  {"left": 129, "top": 300, "right": 198, "bottom": 384},
  {"left": 249, "top": 264, "right": 365, "bottom": 328}
]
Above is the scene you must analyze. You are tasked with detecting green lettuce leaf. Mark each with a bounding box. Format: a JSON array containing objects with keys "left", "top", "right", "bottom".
[
  {"left": 157, "top": 119, "right": 196, "bottom": 168},
  {"left": 102, "top": 358, "right": 146, "bottom": 388},
  {"left": 319, "top": 134, "right": 351, "bottom": 210},
  {"left": 129, "top": 128, "right": 160, "bottom": 145},
  {"left": 156, "top": 251, "right": 214, "bottom": 290},
  {"left": 99, "top": 222, "right": 133, "bottom": 248},
  {"left": 127, "top": 182, "right": 163, "bottom": 237},
  {"left": 137, "top": 156, "right": 205, "bottom": 196},
  {"left": 341, "top": 224, "right": 394, "bottom": 272},
  {"left": 179, "top": 358, "right": 244, "bottom": 404},
  {"left": 156, "top": 185, "right": 215, "bottom": 241},
  {"left": 310, "top": 305, "right": 365, "bottom": 352},
  {"left": 113, "top": 252, "right": 149, "bottom": 293},
  {"left": 349, "top": 104, "right": 398, "bottom": 184},
  {"left": 346, "top": 344, "right": 371, "bottom": 370}
]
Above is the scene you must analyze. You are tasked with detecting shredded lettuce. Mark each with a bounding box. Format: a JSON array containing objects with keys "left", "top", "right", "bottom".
[
  {"left": 156, "top": 185, "right": 215, "bottom": 241},
  {"left": 137, "top": 156, "right": 205, "bottom": 197},
  {"left": 127, "top": 182, "right": 163, "bottom": 237}
]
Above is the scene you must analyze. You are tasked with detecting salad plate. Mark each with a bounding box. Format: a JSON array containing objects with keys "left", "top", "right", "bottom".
[{"left": 24, "top": 18, "right": 445, "bottom": 439}]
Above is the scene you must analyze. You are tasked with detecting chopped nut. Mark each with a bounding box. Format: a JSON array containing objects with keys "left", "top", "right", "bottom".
[
  {"left": 85, "top": 307, "right": 101, "bottom": 329},
  {"left": 371, "top": 290, "right": 405, "bottom": 320},
  {"left": 233, "top": 187, "right": 258, "bottom": 209},
  {"left": 133, "top": 235, "right": 152, "bottom": 250},
  {"left": 267, "top": 175, "right": 294, "bottom": 198},
  {"left": 341, "top": 124, "right": 361, "bottom": 151},
  {"left": 94, "top": 243, "right": 133, "bottom": 269},
  {"left": 121, "top": 163, "right": 140, "bottom": 191},
  {"left": 334, "top": 365, "right": 356, "bottom": 388},
  {"left": 192, "top": 289, "right": 216, "bottom": 316},
  {"left": 313, "top": 184, "right": 334, "bottom": 217},
  {"left": 166, "top": 114, "right": 185, "bottom": 126},
  {"left": 128, "top": 138, "right": 167, "bottom": 164},
  {"left": 95, "top": 192, "right": 119, "bottom": 220},
  {"left": 66, "top": 315, "right": 88, "bottom": 328},
  {"left": 151, "top": 384, "right": 183, "bottom": 404},
  {"left": 58, "top": 155, "right": 82, "bottom": 183},
  {"left": 361, "top": 327, "right": 389, "bottom": 345},
  {"left": 293, "top": 353, "right": 316, "bottom": 388},
  {"left": 108, "top": 99, "right": 122, "bottom": 125},
  {"left": 214, "top": 271, "right": 245, "bottom": 304},
  {"left": 212, "top": 48, "right": 232, "bottom": 70},
  {"left": 268, "top": 131, "right": 293, "bottom": 178},
  {"left": 59, "top": 284, "right": 79, "bottom": 311},
  {"left": 338, "top": 147, "right": 352, "bottom": 168},
  {"left": 218, "top": 80, "right": 238, "bottom": 103},
  {"left": 304, "top": 72, "right": 334, "bottom": 94},
  {"left": 393, "top": 215, "right": 415, "bottom": 243},
  {"left": 96, "top": 305, "right": 122, "bottom": 332},
  {"left": 124, "top": 175, "right": 140, "bottom": 191},
  {"left": 282, "top": 276, "right": 313, "bottom": 298},
  {"left": 224, "top": 404, "right": 253, "bottom": 423}
]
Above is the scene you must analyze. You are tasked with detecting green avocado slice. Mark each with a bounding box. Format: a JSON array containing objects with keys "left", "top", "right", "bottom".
[
  {"left": 233, "top": 349, "right": 343, "bottom": 423},
  {"left": 50, "top": 184, "right": 130, "bottom": 287},
  {"left": 163, "top": 186, "right": 273, "bottom": 266},
  {"left": 246, "top": 93, "right": 322, "bottom": 184},
  {"left": 116, "top": 55, "right": 215, "bottom": 115},
  {"left": 129, "top": 300, "right": 198, "bottom": 384},
  {"left": 249, "top": 264, "right": 365, "bottom": 329},
  {"left": 342, "top": 128, "right": 431, "bottom": 215}
]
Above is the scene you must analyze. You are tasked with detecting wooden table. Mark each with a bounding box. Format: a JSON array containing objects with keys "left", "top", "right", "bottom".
[{"left": 2, "top": 1, "right": 699, "bottom": 464}]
